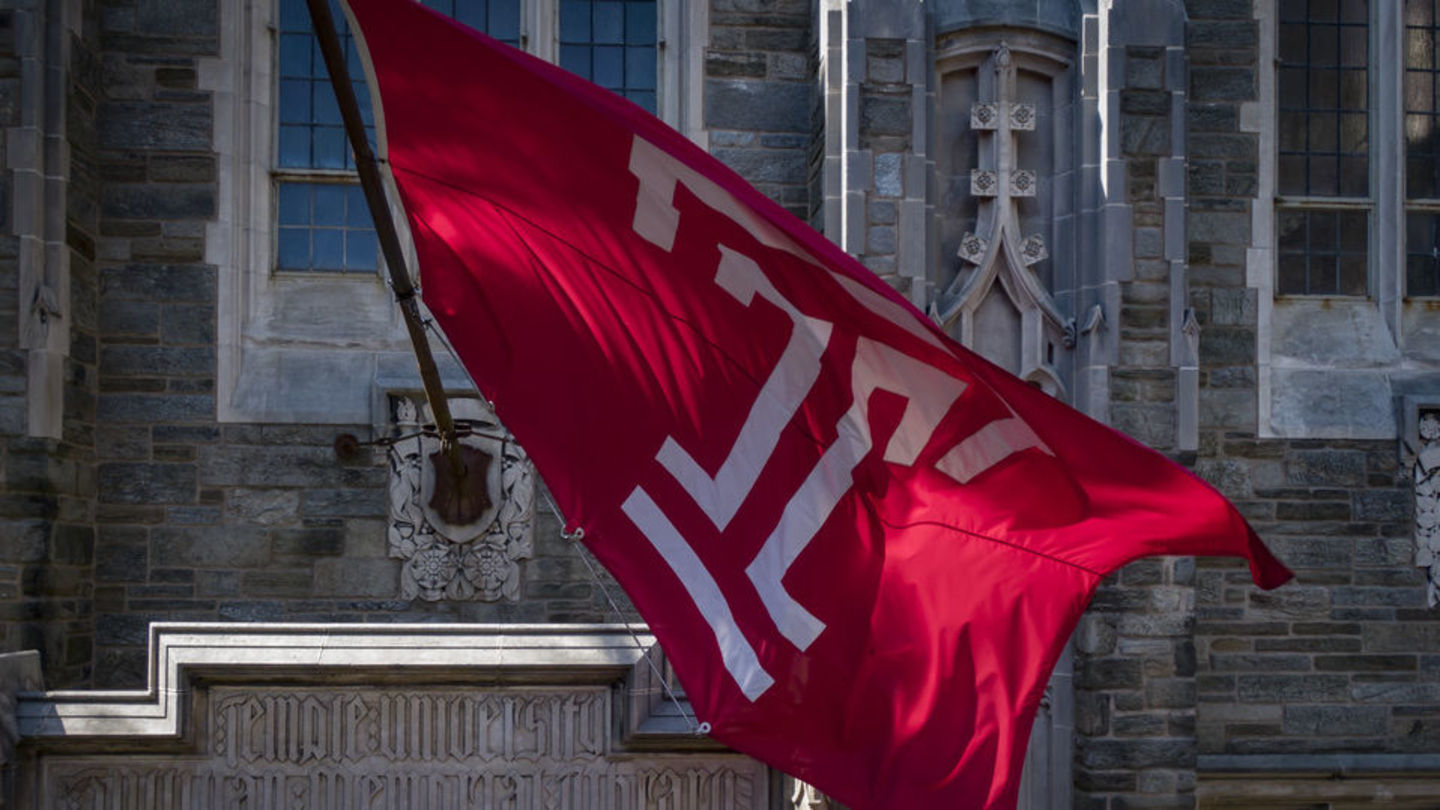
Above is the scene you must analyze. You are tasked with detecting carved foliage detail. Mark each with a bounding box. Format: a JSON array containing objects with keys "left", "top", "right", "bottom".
[
  {"left": 1415, "top": 409, "right": 1440, "bottom": 606},
  {"left": 388, "top": 395, "right": 534, "bottom": 602}
]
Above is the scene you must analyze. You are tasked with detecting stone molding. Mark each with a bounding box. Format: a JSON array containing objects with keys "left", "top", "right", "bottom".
[
  {"left": 17, "top": 624, "right": 663, "bottom": 742},
  {"left": 12, "top": 625, "right": 772, "bottom": 809},
  {"left": 10, "top": 0, "right": 76, "bottom": 439},
  {"left": 1198, "top": 754, "right": 1440, "bottom": 808}
]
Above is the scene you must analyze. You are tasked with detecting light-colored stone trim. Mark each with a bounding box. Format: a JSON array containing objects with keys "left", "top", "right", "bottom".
[
  {"left": 17, "top": 623, "right": 661, "bottom": 741},
  {"left": 203, "top": 0, "right": 702, "bottom": 425},
  {"left": 10, "top": 0, "right": 75, "bottom": 440},
  {"left": 1254, "top": 1, "right": 1413, "bottom": 440}
]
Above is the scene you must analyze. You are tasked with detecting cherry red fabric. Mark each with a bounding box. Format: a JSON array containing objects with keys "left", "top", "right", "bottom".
[{"left": 342, "top": 1, "right": 1292, "bottom": 806}]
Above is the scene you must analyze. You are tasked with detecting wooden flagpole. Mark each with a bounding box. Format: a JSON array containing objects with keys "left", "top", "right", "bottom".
[{"left": 303, "top": 0, "right": 468, "bottom": 485}]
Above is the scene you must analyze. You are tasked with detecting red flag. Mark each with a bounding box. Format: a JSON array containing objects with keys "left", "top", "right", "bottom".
[{"left": 342, "top": 1, "right": 1292, "bottom": 806}]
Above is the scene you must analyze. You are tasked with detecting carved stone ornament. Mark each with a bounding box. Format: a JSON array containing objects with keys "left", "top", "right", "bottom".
[
  {"left": 388, "top": 395, "right": 534, "bottom": 602},
  {"left": 957, "top": 231, "right": 989, "bottom": 265},
  {"left": 971, "top": 168, "right": 998, "bottom": 197},
  {"left": 933, "top": 42, "right": 1068, "bottom": 397},
  {"left": 1415, "top": 409, "right": 1440, "bottom": 606},
  {"left": 971, "top": 102, "right": 999, "bottom": 130},
  {"left": 1020, "top": 233, "right": 1048, "bottom": 266},
  {"left": 1009, "top": 169, "right": 1037, "bottom": 197},
  {"left": 1009, "top": 102, "right": 1036, "bottom": 130}
]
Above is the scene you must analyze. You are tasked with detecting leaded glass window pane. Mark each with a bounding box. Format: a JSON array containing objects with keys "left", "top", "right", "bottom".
[
  {"left": 558, "top": 0, "right": 658, "bottom": 113},
  {"left": 1276, "top": 208, "right": 1369, "bottom": 296},
  {"left": 1408, "top": 0, "right": 1440, "bottom": 199},
  {"left": 1407, "top": 211, "right": 1440, "bottom": 296},
  {"left": 1277, "top": 0, "right": 1369, "bottom": 197},
  {"left": 276, "top": 182, "right": 380, "bottom": 272},
  {"left": 274, "top": 0, "right": 515, "bottom": 272},
  {"left": 1276, "top": 0, "right": 1370, "bottom": 297}
]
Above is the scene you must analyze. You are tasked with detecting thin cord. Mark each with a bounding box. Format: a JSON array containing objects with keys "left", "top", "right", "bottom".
[{"left": 539, "top": 487, "right": 702, "bottom": 734}]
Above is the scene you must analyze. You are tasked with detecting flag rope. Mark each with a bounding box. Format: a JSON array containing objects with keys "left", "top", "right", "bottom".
[{"left": 539, "top": 486, "right": 703, "bottom": 736}]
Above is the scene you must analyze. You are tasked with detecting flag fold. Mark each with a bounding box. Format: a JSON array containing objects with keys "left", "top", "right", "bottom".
[{"left": 340, "top": 2, "right": 1292, "bottom": 806}]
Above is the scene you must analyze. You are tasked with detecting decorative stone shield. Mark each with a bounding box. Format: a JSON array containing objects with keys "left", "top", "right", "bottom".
[{"left": 387, "top": 395, "right": 534, "bottom": 602}]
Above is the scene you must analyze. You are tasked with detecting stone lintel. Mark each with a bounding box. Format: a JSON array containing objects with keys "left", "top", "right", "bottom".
[{"left": 18, "top": 623, "right": 661, "bottom": 741}]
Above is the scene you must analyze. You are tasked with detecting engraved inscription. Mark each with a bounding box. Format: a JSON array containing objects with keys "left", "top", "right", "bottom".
[
  {"left": 211, "top": 691, "right": 608, "bottom": 767},
  {"left": 44, "top": 687, "right": 767, "bottom": 810}
]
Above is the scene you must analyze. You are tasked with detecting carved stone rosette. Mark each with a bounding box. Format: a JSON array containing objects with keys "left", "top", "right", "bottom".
[
  {"left": 388, "top": 395, "right": 535, "bottom": 602},
  {"left": 1414, "top": 409, "right": 1440, "bottom": 606}
]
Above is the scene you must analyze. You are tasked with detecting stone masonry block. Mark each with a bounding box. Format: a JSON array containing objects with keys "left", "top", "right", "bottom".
[
  {"left": 314, "top": 557, "right": 400, "bottom": 598},
  {"left": 1080, "top": 656, "right": 1144, "bottom": 690},
  {"left": 1246, "top": 586, "right": 1329, "bottom": 619},
  {"left": 1352, "top": 680, "right": 1440, "bottom": 704},
  {"left": 1285, "top": 449, "right": 1366, "bottom": 487},
  {"left": 151, "top": 525, "right": 269, "bottom": 567},
  {"left": 99, "top": 102, "right": 210, "bottom": 150},
  {"left": 1354, "top": 538, "right": 1412, "bottom": 567},
  {"left": 225, "top": 488, "right": 301, "bottom": 525},
  {"left": 860, "top": 92, "right": 911, "bottom": 138},
  {"left": 99, "top": 300, "right": 160, "bottom": 336},
  {"left": 100, "top": 345, "right": 214, "bottom": 376},
  {"left": 101, "top": 263, "right": 215, "bottom": 302},
  {"left": 706, "top": 51, "right": 766, "bottom": 77},
  {"left": 136, "top": 0, "right": 217, "bottom": 34},
  {"left": 1190, "top": 67, "right": 1254, "bottom": 101},
  {"left": 1145, "top": 678, "right": 1196, "bottom": 709},
  {"left": 102, "top": 184, "right": 216, "bottom": 220},
  {"left": 1264, "top": 537, "right": 1350, "bottom": 569},
  {"left": 1352, "top": 489, "right": 1410, "bottom": 523},
  {"left": 705, "top": 79, "right": 809, "bottom": 132},
  {"left": 299, "top": 488, "right": 385, "bottom": 518},
  {"left": 874, "top": 152, "right": 902, "bottom": 196},
  {"left": 1081, "top": 739, "right": 1195, "bottom": 771},
  {"left": 273, "top": 527, "right": 345, "bottom": 556},
  {"left": 1189, "top": 209, "right": 1249, "bottom": 244},
  {"left": 1236, "top": 674, "right": 1349, "bottom": 703},
  {"left": 712, "top": 147, "right": 806, "bottom": 184},
  {"left": 1314, "top": 654, "right": 1418, "bottom": 672},
  {"left": 1362, "top": 623, "right": 1440, "bottom": 653},
  {"left": 161, "top": 304, "right": 217, "bottom": 344},
  {"left": 98, "top": 393, "right": 214, "bottom": 423},
  {"left": 1282, "top": 705, "right": 1387, "bottom": 736},
  {"left": 198, "top": 445, "right": 361, "bottom": 488},
  {"left": 97, "top": 462, "right": 196, "bottom": 504}
]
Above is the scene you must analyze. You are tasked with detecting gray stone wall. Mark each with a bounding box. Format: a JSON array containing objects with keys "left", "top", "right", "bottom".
[
  {"left": 0, "top": 0, "right": 102, "bottom": 690},
  {"left": 1194, "top": 439, "right": 1429, "bottom": 757},
  {"left": 1074, "top": 22, "right": 1200, "bottom": 809},
  {"left": 84, "top": 0, "right": 639, "bottom": 688},
  {"left": 1075, "top": 558, "right": 1198, "bottom": 810},
  {"left": 705, "top": 0, "right": 814, "bottom": 221},
  {"left": 1180, "top": 0, "right": 1440, "bottom": 783}
]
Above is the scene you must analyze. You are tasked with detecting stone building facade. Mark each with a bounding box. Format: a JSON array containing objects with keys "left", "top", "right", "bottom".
[{"left": 3, "top": 0, "right": 1440, "bottom": 807}]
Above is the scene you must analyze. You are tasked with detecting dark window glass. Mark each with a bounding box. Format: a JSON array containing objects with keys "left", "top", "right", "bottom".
[
  {"left": 275, "top": 0, "right": 515, "bottom": 272},
  {"left": 1277, "top": 0, "right": 1369, "bottom": 297},
  {"left": 1408, "top": 0, "right": 1440, "bottom": 200},
  {"left": 1276, "top": 208, "right": 1369, "bottom": 296},
  {"left": 558, "top": 0, "right": 658, "bottom": 113},
  {"left": 1277, "top": 1, "right": 1369, "bottom": 198},
  {"left": 274, "top": 182, "right": 380, "bottom": 273}
]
